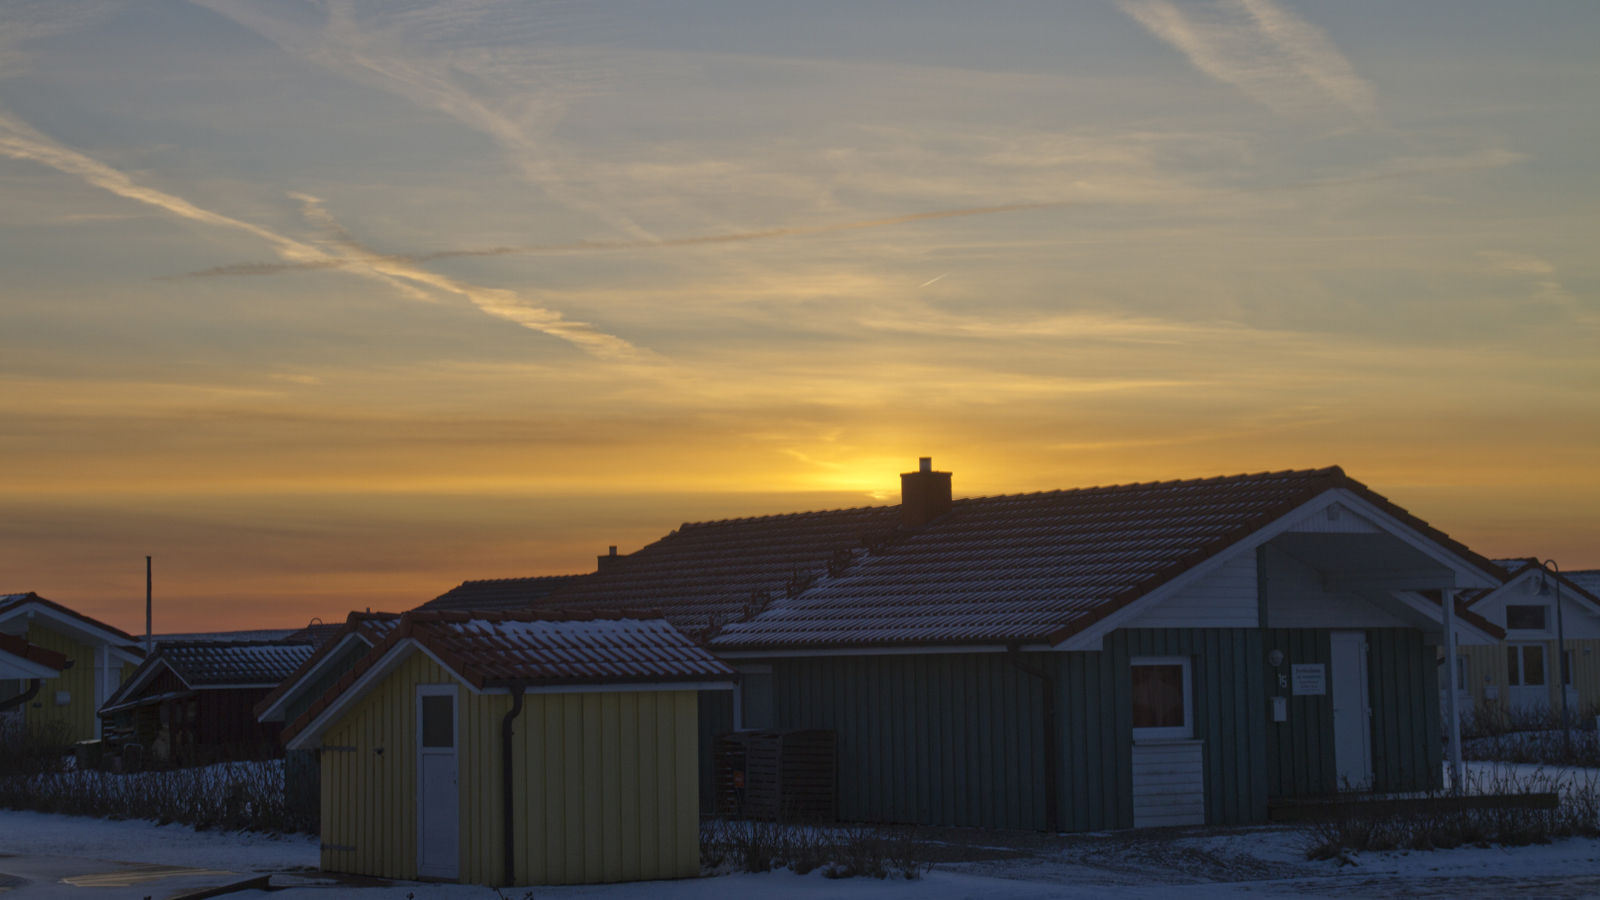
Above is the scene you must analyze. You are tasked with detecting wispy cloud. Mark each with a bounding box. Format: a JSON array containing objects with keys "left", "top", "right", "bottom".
[
  {"left": 191, "top": 0, "right": 656, "bottom": 241},
  {"left": 1113, "top": 0, "right": 1375, "bottom": 119},
  {"left": 0, "top": 106, "right": 644, "bottom": 360}
]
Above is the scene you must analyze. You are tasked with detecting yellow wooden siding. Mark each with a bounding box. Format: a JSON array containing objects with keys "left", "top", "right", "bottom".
[
  {"left": 1459, "top": 639, "right": 1600, "bottom": 716},
  {"left": 319, "top": 650, "right": 436, "bottom": 879},
  {"left": 23, "top": 624, "right": 97, "bottom": 743},
  {"left": 318, "top": 647, "right": 700, "bottom": 887}
]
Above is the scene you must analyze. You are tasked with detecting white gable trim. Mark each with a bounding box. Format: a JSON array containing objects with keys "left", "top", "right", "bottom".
[
  {"left": 0, "top": 602, "right": 144, "bottom": 660},
  {"left": 99, "top": 658, "right": 188, "bottom": 715},
  {"left": 1466, "top": 568, "right": 1600, "bottom": 619},
  {"left": 1056, "top": 488, "right": 1500, "bottom": 651},
  {"left": 255, "top": 632, "right": 374, "bottom": 723},
  {"left": 1389, "top": 592, "right": 1501, "bottom": 645},
  {"left": 285, "top": 639, "right": 482, "bottom": 751}
]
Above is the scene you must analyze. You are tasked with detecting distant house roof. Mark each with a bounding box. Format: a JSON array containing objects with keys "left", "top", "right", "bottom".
[
  {"left": 253, "top": 611, "right": 402, "bottom": 721},
  {"left": 153, "top": 629, "right": 300, "bottom": 645},
  {"left": 417, "top": 574, "right": 589, "bottom": 612},
  {"left": 281, "top": 610, "right": 737, "bottom": 747},
  {"left": 284, "top": 622, "right": 348, "bottom": 648},
  {"left": 543, "top": 467, "right": 1506, "bottom": 651},
  {"left": 1570, "top": 570, "right": 1600, "bottom": 599},
  {"left": 156, "top": 640, "right": 317, "bottom": 687},
  {"left": 1484, "top": 559, "right": 1600, "bottom": 610},
  {"left": 0, "top": 593, "right": 145, "bottom": 659}
]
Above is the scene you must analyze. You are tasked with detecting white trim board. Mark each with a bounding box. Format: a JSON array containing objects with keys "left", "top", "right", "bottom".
[
  {"left": 255, "top": 632, "right": 375, "bottom": 723},
  {"left": 1057, "top": 488, "right": 1500, "bottom": 651}
]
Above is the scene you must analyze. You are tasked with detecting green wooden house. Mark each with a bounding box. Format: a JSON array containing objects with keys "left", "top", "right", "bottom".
[{"left": 545, "top": 464, "right": 1507, "bottom": 830}]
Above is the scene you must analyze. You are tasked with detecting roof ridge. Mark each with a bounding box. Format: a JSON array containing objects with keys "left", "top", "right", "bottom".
[
  {"left": 946, "top": 466, "right": 1344, "bottom": 506},
  {"left": 673, "top": 468, "right": 1341, "bottom": 530},
  {"left": 404, "top": 608, "right": 666, "bottom": 624},
  {"left": 453, "top": 574, "right": 585, "bottom": 587},
  {"left": 678, "top": 503, "right": 896, "bottom": 530}
]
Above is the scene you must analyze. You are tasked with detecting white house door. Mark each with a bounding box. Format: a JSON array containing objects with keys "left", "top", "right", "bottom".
[
  {"left": 1506, "top": 644, "right": 1549, "bottom": 713},
  {"left": 1329, "top": 632, "right": 1372, "bottom": 791},
  {"left": 416, "top": 686, "right": 459, "bottom": 881}
]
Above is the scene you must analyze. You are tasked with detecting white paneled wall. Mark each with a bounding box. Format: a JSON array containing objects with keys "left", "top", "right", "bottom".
[
  {"left": 1128, "top": 552, "right": 1258, "bottom": 629},
  {"left": 1132, "top": 741, "right": 1205, "bottom": 827}
]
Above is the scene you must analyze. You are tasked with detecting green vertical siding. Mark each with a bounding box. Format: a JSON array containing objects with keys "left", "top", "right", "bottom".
[
  {"left": 1116, "top": 629, "right": 1269, "bottom": 825},
  {"left": 1057, "top": 642, "right": 1131, "bottom": 831},
  {"left": 696, "top": 690, "right": 734, "bottom": 814},
  {"left": 763, "top": 625, "right": 1433, "bottom": 832},
  {"left": 774, "top": 654, "right": 1050, "bottom": 830},
  {"left": 1367, "top": 628, "right": 1443, "bottom": 793},
  {"left": 1262, "top": 629, "right": 1338, "bottom": 798}
]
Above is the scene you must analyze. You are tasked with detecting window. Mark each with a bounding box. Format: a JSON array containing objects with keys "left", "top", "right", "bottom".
[
  {"left": 421, "top": 694, "right": 454, "bottom": 748},
  {"left": 1507, "top": 645, "right": 1545, "bottom": 687},
  {"left": 1505, "top": 605, "right": 1548, "bottom": 630},
  {"left": 1131, "top": 656, "right": 1192, "bottom": 740}
]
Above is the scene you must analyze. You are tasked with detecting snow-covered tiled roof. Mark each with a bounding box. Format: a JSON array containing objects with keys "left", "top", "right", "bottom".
[
  {"left": 543, "top": 467, "right": 1504, "bottom": 651},
  {"left": 279, "top": 610, "right": 734, "bottom": 746},
  {"left": 159, "top": 640, "right": 316, "bottom": 687}
]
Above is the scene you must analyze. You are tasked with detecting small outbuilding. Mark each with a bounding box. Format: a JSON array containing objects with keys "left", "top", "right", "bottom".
[
  {"left": 99, "top": 639, "right": 314, "bottom": 765},
  {"left": 281, "top": 609, "right": 736, "bottom": 887}
]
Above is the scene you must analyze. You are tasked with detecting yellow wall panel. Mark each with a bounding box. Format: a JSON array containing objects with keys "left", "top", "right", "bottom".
[
  {"left": 316, "top": 650, "right": 703, "bottom": 888},
  {"left": 24, "top": 624, "right": 96, "bottom": 743}
]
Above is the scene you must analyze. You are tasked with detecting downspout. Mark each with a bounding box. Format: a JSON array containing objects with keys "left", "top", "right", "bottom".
[
  {"left": 0, "top": 679, "right": 42, "bottom": 714},
  {"left": 499, "top": 681, "right": 530, "bottom": 887},
  {"left": 1007, "top": 645, "right": 1059, "bottom": 833}
]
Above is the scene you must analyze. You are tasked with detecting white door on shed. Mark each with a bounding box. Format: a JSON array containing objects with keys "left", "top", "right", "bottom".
[
  {"left": 1329, "top": 632, "right": 1372, "bottom": 791},
  {"left": 416, "top": 684, "right": 459, "bottom": 881}
]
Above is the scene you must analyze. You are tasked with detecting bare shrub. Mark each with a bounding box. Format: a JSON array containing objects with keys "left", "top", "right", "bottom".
[
  {"left": 1301, "top": 767, "right": 1600, "bottom": 860},
  {"left": 700, "top": 818, "right": 930, "bottom": 879},
  {"left": 0, "top": 759, "right": 314, "bottom": 834},
  {"left": 1458, "top": 704, "right": 1600, "bottom": 768},
  {"left": 0, "top": 719, "right": 75, "bottom": 777}
]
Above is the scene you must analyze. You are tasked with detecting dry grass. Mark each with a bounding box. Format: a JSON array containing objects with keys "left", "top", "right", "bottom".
[
  {"left": 1301, "top": 767, "right": 1600, "bottom": 860},
  {"left": 700, "top": 818, "right": 931, "bottom": 879}
]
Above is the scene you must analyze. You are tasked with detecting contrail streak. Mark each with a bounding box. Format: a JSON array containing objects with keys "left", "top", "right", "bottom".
[
  {"left": 919, "top": 273, "right": 951, "bottom": 288},
  {"left": 0, "top": 106, "right": 643, "bottom": 361},
  {"left": 174, "top": 159, "right": 1508, "bottom": 280}
]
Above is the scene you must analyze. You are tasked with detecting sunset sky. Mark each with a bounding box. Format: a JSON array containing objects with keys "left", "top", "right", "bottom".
[{"left": 1, "top": 1, "right": 1595, "bottom": 633}]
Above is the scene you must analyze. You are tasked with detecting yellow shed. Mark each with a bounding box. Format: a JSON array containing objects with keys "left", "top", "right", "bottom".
[{"left": 281, "top": 609, "right": 736, "bottom": 887}]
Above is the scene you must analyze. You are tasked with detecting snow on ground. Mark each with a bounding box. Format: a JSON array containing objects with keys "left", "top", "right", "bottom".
[
  {"left": 0, "top": 809, "right": 318, "bottom": 873},
  {"left": 1451, "top": 760, "right": 1600, "bottom": 796},
  {"left": 4, "top": 810, "right": 1600, "bottom": 899}
]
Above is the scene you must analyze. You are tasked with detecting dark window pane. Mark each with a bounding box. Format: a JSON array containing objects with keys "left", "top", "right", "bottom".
[
  {"left": 1506, "top": 646, "right": 1520, "bottom": 685},
  {"left": 1131, "top": 665, "right": 1185, "bottom": 729},
  {"left": 421, "top": 695, "right": 454, "bottom": 748},
  {"left": 1523, "top": 646, "right": 1545, "bottom": 686},
  {"left": 1506, "top": 605, "right": 1547, "bottom": 630}
]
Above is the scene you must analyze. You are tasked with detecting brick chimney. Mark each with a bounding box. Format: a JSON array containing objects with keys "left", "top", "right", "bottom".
[
  {"left": 597, "top": 546, "right": 621, "bottom": 571},
  {"left": 900, "top": 457, "right": 952, "bottom": 528}
]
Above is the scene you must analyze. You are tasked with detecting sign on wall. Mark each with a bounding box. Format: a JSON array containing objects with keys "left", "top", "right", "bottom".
[{"left": 1291, "top": 664, "right": 1326, "bottom": 696}]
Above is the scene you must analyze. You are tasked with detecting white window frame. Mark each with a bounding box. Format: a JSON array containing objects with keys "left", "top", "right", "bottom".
[{"left": 1130, "top": 655, "right": 1193, "bottom": 742}]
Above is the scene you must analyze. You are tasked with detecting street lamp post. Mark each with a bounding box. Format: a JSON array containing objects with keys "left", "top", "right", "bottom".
[{"left": 1537, "top": 559, "right": 1570, "bottom": 756}]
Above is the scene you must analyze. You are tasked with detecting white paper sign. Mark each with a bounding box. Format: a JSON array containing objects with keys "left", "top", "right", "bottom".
[{"left": 1291, "top": 664, "right": 1326, "bottom": 696}]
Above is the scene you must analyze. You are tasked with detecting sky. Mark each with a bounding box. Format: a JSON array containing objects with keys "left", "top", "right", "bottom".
[{"left": 0, "top": 0, "right": 1595, "bottom": 633}]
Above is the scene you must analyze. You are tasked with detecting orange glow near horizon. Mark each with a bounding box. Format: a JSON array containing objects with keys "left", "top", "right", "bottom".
[{"left": 1, "top": 3, "right": 1595, "bottom": 633}]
